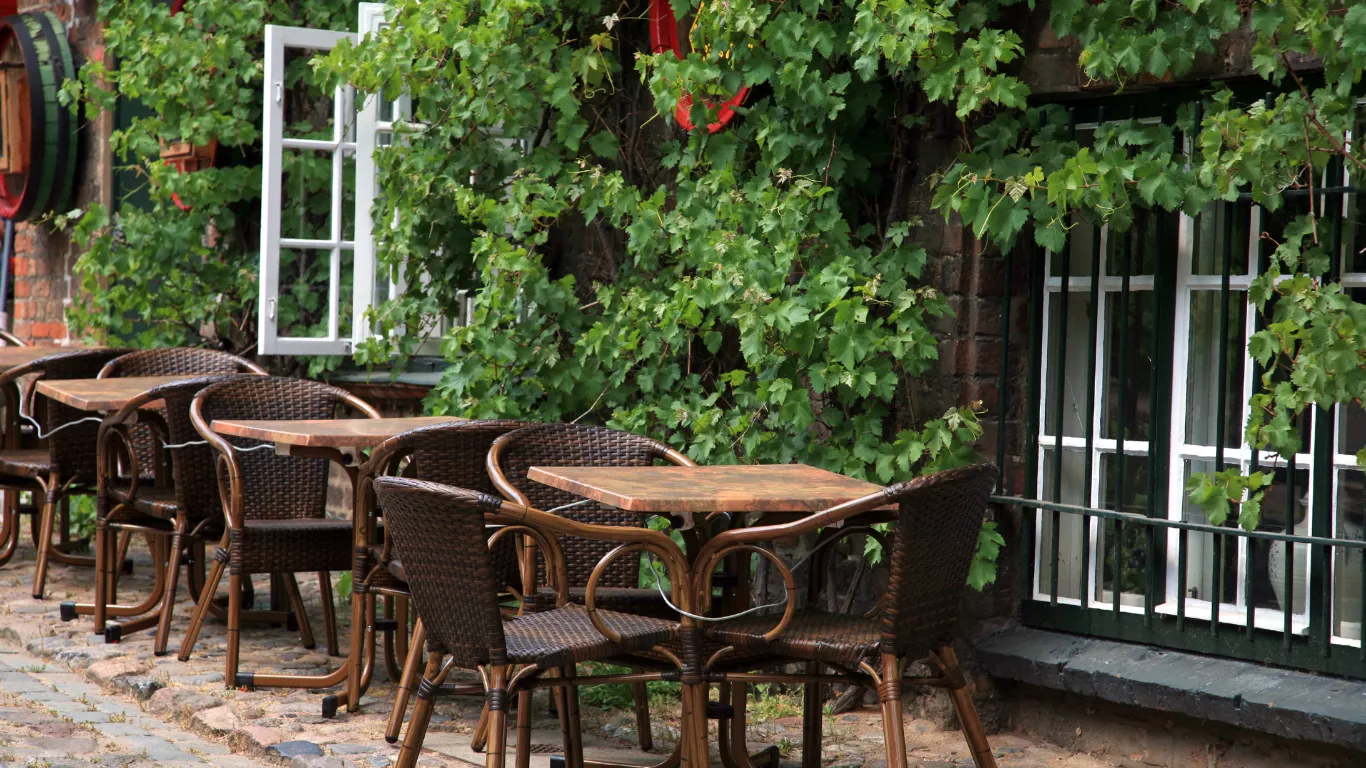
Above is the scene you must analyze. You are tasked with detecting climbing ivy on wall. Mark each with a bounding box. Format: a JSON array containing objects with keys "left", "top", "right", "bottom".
[{"left": 59, "top": 0, "right": 352, "bottom": 368}]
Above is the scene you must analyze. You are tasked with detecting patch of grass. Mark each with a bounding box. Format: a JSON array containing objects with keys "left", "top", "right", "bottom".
[
  {"left": 576, "top": 662, "right": 681, "bottom": 711},
  {"left": 745, "top": 683, "right": 802, "bottom": 724}
]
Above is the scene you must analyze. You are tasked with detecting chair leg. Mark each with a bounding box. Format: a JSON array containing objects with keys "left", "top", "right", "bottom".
[
  {"left": 385, "top": 619, "right": 425, "bottom": 744},
  {"left": 282, "top": 573, "right": 316, "bottom": 650},
  {"left": 178, "top": 549, "right": 225, "bottom": 662},
  {"left": 31, "top": 478, "right": 57, "bottom": 599},
  {"left": 937, "top": 645, "right": 997, "bottom": 768},
  {"left": 92, "top": 522, "right": 110, "bottom": 634},
  {"left": 483, "top": 667, "right": 510, "bottom": 768},
  {"left": 516, "top": 689, "right": 533, "bottom": 768},
  {"left": 317, "top": 571, "right": 339, "bottom": 657},
  {"left": 877, "top": 654, "right": 908, "bottom": 768},
  {"left": 561, "top": 667, "right": 584, "bottom": 768},
  {"left": 110, "top": 530, "right": 133, "bottom": 602},
  {"left": 472, "top": 703, "right": 491, "bottom": 753},
  {"left": 0, "top": 488, "right": 19, "bottom": 568},
  {"left": 226, "top": 573, "right": 243, "bottom": 688},
  {"left": 154, "top": 529, "right": 185, "bottom": 656},
  {"left": 397, "top": 654, "right": 456, "bottom": 768},
  {"left": 802, "top": 661, "right": 823, "bottom": 768},
  {"left": 631, "top": 680, "right": 653, "bottom": 752}
]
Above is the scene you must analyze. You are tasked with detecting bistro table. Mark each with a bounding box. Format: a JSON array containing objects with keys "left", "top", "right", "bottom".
[
  {"left": 36, "top": 375, "right": 192, "bottom": 411},
  {"left": 528, "top": 463, "right": 889, "bottom": 768},
  {"left": 0, "top": 344, "right": 94, "bottom": 373},
  {"left": 207, "top": 415, "right": 464, "bottom": 703}
]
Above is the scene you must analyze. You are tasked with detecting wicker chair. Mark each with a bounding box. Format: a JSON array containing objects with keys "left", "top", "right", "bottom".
[
  {"left": 177, "top": 377, "right": 381, "bottom": 688},
  {"left": 55, "top": 349, "right": 268, "bottom": 634},
  {"left": 486, "top": 422, "right": 693, "bottom": 753},
  {"left": 0, "top": 330, "right": 27, "bottom": 347},
  {"left": 0, "top": 348, "right": 132, "bottom": 598},
  {"left": 699, "top": 464, "right": 1001, "bottom": 768},
  {"left": 335, "top": 419, "right": 532, "bottom": 732},
  {"left": 373, "top": 477, "right": 681, "bottom": 768},
  {"left": 73, "top": 374, "right": 265, "bottom": 652}
]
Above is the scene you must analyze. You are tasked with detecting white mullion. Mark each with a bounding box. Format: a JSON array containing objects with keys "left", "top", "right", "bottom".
[
  {"left": 1166, "top": 210, "right": 1196, "bottom": 608},
  {"left": 1034, "top": 248, "right": 1054, "bottom": 600},
  {"left": 1087, "top": 224, "right": 1110, "bottom": 608}
]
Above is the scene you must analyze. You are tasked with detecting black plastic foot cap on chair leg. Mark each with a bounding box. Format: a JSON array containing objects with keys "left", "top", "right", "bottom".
[
  {"left": 549, "top": 756, "right": 566, "bottom": 768},
  {"left": 58, "top": 602, "right": 77, "bottom": 622},
  {"left": 321, "top": 695, "right": 339, "bottom": 719},
  {"left": 235, "top": 673, "right": 255, "bottom": 690},
  {"left": 384, "top": 735, "right": 398, "bottom": 744},
  {"left": 121, "top": 558, "right": 134, "bottom": 575},
  {"left": 103, "top": 625, "right": 122, "bottom": 644},
  {"left": 153, "top": 650, "right": 168, "bottom": 657}
]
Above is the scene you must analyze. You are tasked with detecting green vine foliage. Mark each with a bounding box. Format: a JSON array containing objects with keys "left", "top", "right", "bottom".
[
  {"left": 59, "top": 0, "right": 352, "bottom": 371},
  {"left": 934, "top": 0, "right": 1366, "bottom": 531},
  {"left": 321, "top": 0, "right": 1003, "bottom": 581}
]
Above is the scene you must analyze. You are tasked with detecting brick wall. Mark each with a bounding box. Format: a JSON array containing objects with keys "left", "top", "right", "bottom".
[{"left": 9, "top": 0, "right": 105, "bottom": 345}]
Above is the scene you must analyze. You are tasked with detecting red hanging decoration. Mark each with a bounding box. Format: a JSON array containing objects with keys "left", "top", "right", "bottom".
[{"left": 648, "top": 0, "right": 748, "bottom": 133}]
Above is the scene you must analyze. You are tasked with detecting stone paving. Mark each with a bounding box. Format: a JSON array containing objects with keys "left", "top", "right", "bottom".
[{"left": 0, "top": 537, "right": 1133, "bottom": 768}]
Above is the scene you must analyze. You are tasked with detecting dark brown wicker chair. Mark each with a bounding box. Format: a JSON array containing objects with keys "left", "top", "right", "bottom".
[
  {"left": 373, "top": 477, "right": 681, "bottom": 768},
  {"left": 177, "top": 376, "right": 382, "bottom": 689},
  {"left": 0, "top": 330, "right": 27, "bottom": 346},
  {"left": 700, "top": 464, "right": 1001, "bottom": 768},
  {"left": 54, "top": 349, "right": 268, "bottom": 636},
  {"left": 0, "top": 348, "right": 132, "bottom": 598},
  {"left": 334, "top": 419, "right": 532, "bottom": 732},
  {"left": 486, "top": 422, "right": 694, "bottom": 753},
  {"left": 75, "top": 374, "right": 266, "bottom": 653}
]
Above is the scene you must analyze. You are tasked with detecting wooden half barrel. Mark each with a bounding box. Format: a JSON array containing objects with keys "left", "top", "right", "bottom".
[{"left": 0, "top": 11, "right": 77, "bottom": 221}]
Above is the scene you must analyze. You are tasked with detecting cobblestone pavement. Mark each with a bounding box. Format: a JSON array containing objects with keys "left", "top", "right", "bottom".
[{"left": 0, "top": 538, "right": 1131, "bottom": 768}]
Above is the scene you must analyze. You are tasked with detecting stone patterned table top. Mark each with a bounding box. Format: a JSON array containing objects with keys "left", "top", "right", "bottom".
[
  {"left": 526, "top": 464, "right": 887, "bottom": 513},
  {"left": 210, "top": 416, "right": 465, "bottom": 449},
  {"left": 36, "top": 375, "right": 191, "bottom": 411}
]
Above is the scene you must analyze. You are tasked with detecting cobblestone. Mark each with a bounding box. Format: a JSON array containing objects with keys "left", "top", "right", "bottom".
[{"left": 0, "top": 542, "right": 1136, "bottom": 766}]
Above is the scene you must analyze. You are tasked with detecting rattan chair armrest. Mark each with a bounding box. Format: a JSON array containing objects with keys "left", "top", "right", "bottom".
[
  {"left": 691, "top": 485, "right": 896, "bottom": 579},
  {"left": 189, "top": 391, "right": 247, "bottom": 530},
  {"left": 96, "top": 422, "right": 140, "bottom": 501}
]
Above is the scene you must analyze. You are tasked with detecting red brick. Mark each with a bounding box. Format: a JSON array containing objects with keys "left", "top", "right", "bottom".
[
  {"left": 12, "top": 280, "right": 28, "bottom": 299},
  {"left": 29, "top": 279, "right": 49, "bottom": 299},
  {"left": 11, "top": 258, "right": 29, "bottom": 277},
  {"left": 12, "top": 301, "right": 28, "bottom": 320},
  {"left": 10, "top": 320, "right": 29, "bottom": 338}
]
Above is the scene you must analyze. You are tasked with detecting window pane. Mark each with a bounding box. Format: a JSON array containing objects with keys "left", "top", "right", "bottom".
[
  {"left": 1106, "top": 209, "right": 1175, "bottom": 277},
  {"left": 283, "top": 46, "right": 336, "bottom": 140},
  {"left": 278, "top": 247, "right": 353, "bottom": 340},
  {"left": 1044, "top": 292, "right": 1095, "bottom": 438},
  {"left": 1341, "top": 404, "right": 1366, "bottom": 458},
  {"left": 1261, "top": 464, "right": 1312, "bottom": 614},
  {"left": 1180, "top": 460, "right": 1237, "bottom": 605},
  {"left": 1050, "top": 220, "right": 1097, "bottom": 278},
  {"left": 1344, "top": 192, "right": 1366, "bottom": 274},
  {"left": 1102, "top": 291, "right": 1154, "bottom": 441},
  {"left": 1039, "top": 449, "right": 1086, "bottom": 600},
  {"left": 1334, "top": 470, "right": 1366, "bottom": 639},
  {"left": 281, "top": 148, "right": 335, "bottom": 241},
  {"left": 1185, "top": 290, "right": 1248, "bottom": 449},
  {"left": 1191, "top": 201, "right": 1252, "bottom": 276}
]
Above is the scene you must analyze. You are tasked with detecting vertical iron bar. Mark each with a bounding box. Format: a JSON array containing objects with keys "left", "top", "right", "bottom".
[
  {"left": 1114, "top": 213, "right": 1133, "bottom": 618},
  {"left": 1022, "top": 244, "right": 1046, "bottom": 599},
  {"left": 1113, "top": 517, "right": 1123, "bottom": 618},
  {"left": 1051, "top": 231, "right": 1072, "bottom": 605},
  {"left": 1213, "top": 533, "right": 1224, "bottom": 637},
  {"left": 1285, "top": 459, "right": 1297, "bottom": 649},
  {"left": 997, "top": 249, "right": 1012, "bottom": 494},
  {"left": 1311, "top": 159, "right": 1344, "bottom": 655},
  {"left": 1177, "top": 528, "right": 1188, "bottom": 631},
  {"left": 1082, "top": 222, "right": 1101, "bottom": 610}
]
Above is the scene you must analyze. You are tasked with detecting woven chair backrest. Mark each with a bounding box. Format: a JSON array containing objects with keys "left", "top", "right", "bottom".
[
  {"left": 879, "top": 463, "right": 998, "bottom": 658},
  {"left": 195, "top": 376, "right": 360, "bottom": 523},
  {"left": 30, "top": 349, "right": 133, "bottom": 484},
  {"left": 373, "top": 476, "right": 509, "bottom": 668},
  {"left": 148, "top": 375, "right": 261, "bottom": 522},
  {"left": 100, "top": 348, "right": 265, "bottom": 378},
  {"left": 491, "top": 423, "right": 677, "bottom": 589}
]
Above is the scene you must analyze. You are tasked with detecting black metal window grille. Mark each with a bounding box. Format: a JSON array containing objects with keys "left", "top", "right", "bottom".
[{"left": 994, "top": 101, "right": 1366, "bottom": 677}]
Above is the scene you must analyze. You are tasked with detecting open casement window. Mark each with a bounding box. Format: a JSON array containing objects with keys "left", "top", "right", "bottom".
[
  {"left": 1016, "top": 103, "right": 1366, "bottom": 673},
  {"left": 258, "top": 23, "right": 358, "bottom": 355},
  {"left": 261, "top": 5, "right": 468, "bottom": 357}
]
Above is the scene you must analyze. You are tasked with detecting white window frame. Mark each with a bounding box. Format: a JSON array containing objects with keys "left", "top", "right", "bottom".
[
  {"left": 258, "top": 23, "right": 358, "bottom": 355},
  {"left": 1030, "top": 125, "right": 1366, "bottom": 641}
]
